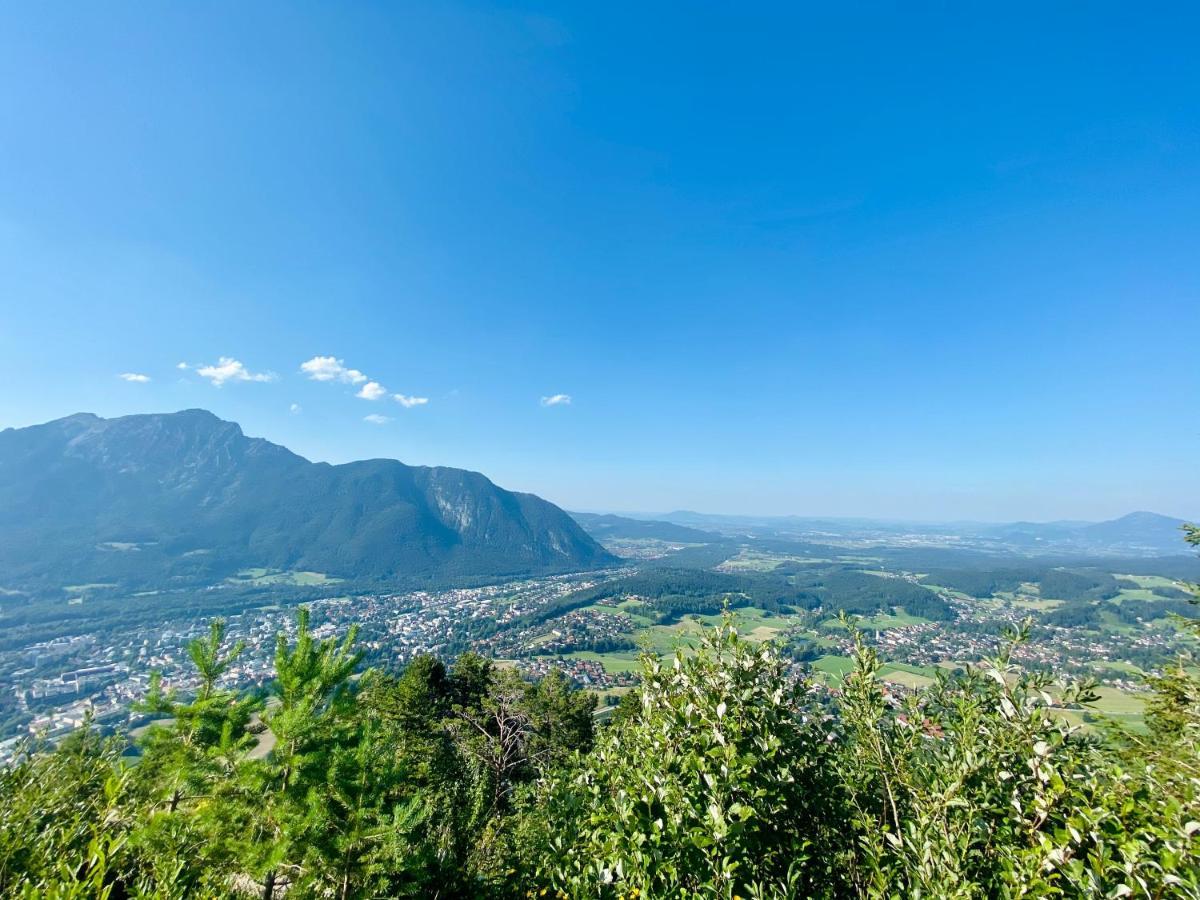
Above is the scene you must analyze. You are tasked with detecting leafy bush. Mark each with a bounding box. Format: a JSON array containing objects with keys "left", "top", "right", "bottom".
[{"left": 517, "top": 621, "right": 847, "bottom": 897}]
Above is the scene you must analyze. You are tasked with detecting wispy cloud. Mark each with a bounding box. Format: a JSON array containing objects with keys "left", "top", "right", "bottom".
[
  {"left": 540, "top": 393, "right": 572, "bottom": 407},
  {"left": 357, "top": 381, "right": 388, "bottom": 401},
  {"left": 363, "top": 413, "right": 391, "bottom": 425},
  {"left": 119, "top": 372, "right": 151, "bottom": 383},
  {"left": 176, "top": 362, "right": 189, "bottom": 370},
  {"left": 300, "top": 356, "right": 368, "bottom": 384},
  {"left": 289, "top": 403, "right": 302, "bottom": 415},
  {"left": 394, "top": 393, "right": 428, "bottom": 408},
  {"left": 195, "top": 357, "right": 277, "bottom": 387}
]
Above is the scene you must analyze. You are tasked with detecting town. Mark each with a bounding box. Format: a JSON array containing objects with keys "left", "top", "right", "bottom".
[{"left": 2, "top": 559, "right": 1194, "bottom": 761}]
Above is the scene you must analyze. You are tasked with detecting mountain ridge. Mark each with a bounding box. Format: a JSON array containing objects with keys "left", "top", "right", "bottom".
[{"left": 0, "top": 410, "right": 615, "bottom": 595}]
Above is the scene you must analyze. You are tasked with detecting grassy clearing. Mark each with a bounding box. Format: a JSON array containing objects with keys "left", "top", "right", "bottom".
[
  {"left": 879, "top": 670, "right": 933, "bottom": 689},
  {"left": 553, "top": 608, "right": 797, "bottom": 675},
  {"left": 575, "top": 602, "right": 654, "bottom": 627},
  {"left": 1095, "top": 609, "right": 1138, "bottom": 636},
  {"left": 1115, "top": 588, "right": 1161, "bottom": 602},
  {"left": 821, "top": 609, "right": 930, "bottom": 630},
  {"left": 919, "top": 585, "right": 974, "bottom": 602},
  {"left": 1089, "top": 687, "right": 1147, "bottom": 716},
  {"left": 1117, "top": 574, "right": 1182, "bottom": 589},
  {"left": 1011, "top": 598, "right": 1063, "bottom": 610},
  {"left": 812, "top": 655, "right": 855, "bottom": 680},
  {"left": 719, "top": 550, "right": 831, "bottom": 572},
  {"left": 641, "top": 622, "right": 704, "bottom": 654},
  {"left": 877, "top": 661, "right": 940, "bottom": 689},
  {"left": 550, "top": 650, "right": 643, "bottom": 674},
  {"left": 1093, "top": 660, "right": 1145, "bottom": 676},
  {"left": 229, "top": 569, "right": 340, "bottom": 587}
]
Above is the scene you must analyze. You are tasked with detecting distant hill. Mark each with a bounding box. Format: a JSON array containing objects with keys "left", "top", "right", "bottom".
[
  {"left": 0, "top": 410, "right": 615, "bottom": 595},
  {"left": 569, "top": 512, "right": 725, "bottom": 544},
  {"left": 1079, "top": 511, "right": 1191, "bottom": 550},
  {"left": 637, "top": 510, "right": 1193, "bottom": 557}
]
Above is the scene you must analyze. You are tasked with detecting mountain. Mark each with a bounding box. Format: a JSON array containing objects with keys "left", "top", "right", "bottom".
[
  {"left": 568, "top": 512, "right": 726, "bottom": 544},
  {"left": 1079, "top": 511, "right": 1191, "bottom": 552},
  {"left": 0, "top": 410, "right": 615, "bottom": 595}
]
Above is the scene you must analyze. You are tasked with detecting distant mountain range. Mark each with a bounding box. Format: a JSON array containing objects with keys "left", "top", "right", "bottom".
[
  {"left": 598, "top": 510, "right": 1194, "bottom": 557},
  {"left": 567, "top": 512, "right": 727, "bottom": 544},
  {"left": 0, "top": 410, "right": 614, "bottom": 595}
]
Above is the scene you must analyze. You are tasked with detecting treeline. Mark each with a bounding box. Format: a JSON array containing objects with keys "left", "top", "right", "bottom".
[
  {"left": 1043, "top": 597, "right": 1200, "bottom": 629},
  {"left": 640, "top": 542, "right": 739, "bottom": 570},
  {"left": 800, "top": 570, "right": 953, "bottom": 621},
  {"left": 4, "top": 609, "right": 1200, "bottom": 898},
  {"left": 922, "top": 567, "right": 1121, "bottom": 601}
]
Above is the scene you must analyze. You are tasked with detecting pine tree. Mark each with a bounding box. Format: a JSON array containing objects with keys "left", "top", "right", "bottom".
[{"left": 231, "top": 607, "right": 363, "bottom": 899}]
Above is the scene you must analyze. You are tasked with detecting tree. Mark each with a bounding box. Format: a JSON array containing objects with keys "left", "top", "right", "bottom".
[
  {"left": 131, "top": 619, "right": 260, "bottom": 819},
  {"left": 189, "top": 618, "right": 247, "bottom": 702},
  {"left": 523, "top": 667, "right": 597, "bottom": 769},
  {"left": 227, "top": 607, "right": 363, "bottom": 899},
  {"left": 453, "top": 667, "right": 540, "bottom": 819}
]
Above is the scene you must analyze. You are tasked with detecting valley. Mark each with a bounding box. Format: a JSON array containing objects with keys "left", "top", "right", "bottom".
[
  {"left": 5, "top": 525, "right": 1196, "bottom": 753},
  {"left": 1, "top": 411, "right": 1196, "bottom": 752}
]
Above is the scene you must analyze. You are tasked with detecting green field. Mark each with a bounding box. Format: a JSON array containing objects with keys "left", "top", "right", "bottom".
[
  {"left": 995, "top": 592, "right": 1063, "bottom": 611},
  {"left": 556, "top": 606, "right": 808, "bottom": 675},
  {"left": 1115, "top": 587, "right": 1161, "bottom": 601},
  {"left": 1118, "top": 574, "right": 1183, "bottom": 590},
  {"left": 719, "top": 550, "right": 831, "bottom": 571},
  {"left": 1093, "top": 659, "right": 1145, "bottom": 676},
  {"left": 1089, "top": 686, "right": 1147, "bottom": 716},
  {"left": 879, "top": 661, "right": 940, "bottom": 689},
  {"left": 820, "top": 609, "right": 930, "bottom": 630},
  {"left": 544, "top": 650, "right": 643, "bottom": 674},
  {"left": 812, "top": 654, "right": 856, "bottom": 680},
  {"left": 228, "top": 568, "right": 340, "bottom": 587}
]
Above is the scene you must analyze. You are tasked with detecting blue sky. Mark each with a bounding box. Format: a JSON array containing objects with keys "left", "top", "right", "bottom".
[{"left": 1, "top": 3, "right": 1197, "bottom": 521}]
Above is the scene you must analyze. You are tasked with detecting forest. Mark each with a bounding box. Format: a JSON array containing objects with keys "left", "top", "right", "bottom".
[
  {"left": 523, "top": 566, "right": 952, "bottom": 630},
  {"left": 2, "top": 528, "right": 1199, "bottom": 898}
]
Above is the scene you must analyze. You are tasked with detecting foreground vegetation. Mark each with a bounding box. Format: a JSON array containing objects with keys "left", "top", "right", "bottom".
[{"left": 3, "top": 531, "right": 1199, "bottom": 898}]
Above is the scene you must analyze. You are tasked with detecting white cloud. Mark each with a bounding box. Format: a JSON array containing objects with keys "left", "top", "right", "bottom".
[
  {"left": 195, "top": 357, "right": 277, "bottom": 387},
  {"left": 300, "top": 356, "right": 367, "bottom": 384},
  {"left": 176, "top": 362, "right": 189, "bottom": 370},
  {"left": 118, "top": 372, "right": 151, "bottom": 383},
  {"left": 363, "top": 413, "right": 391, "bottom": 425},
  {"left": 289, "top": 403, "right": 302, "bottom": 415},
  {"left": 300, "top": 356, "right": 426, "bottom": 410},
  {"left": 357, "top": 381, "right": 388, "bottom": 401},
  {"left": 540, "top": 393, "right": 572, "bottom": 407}
]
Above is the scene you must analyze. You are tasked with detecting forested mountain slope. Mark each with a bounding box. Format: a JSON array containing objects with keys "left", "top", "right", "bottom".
[{"left": 0, "top": 410, "right": 614, "bottom": 594}]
